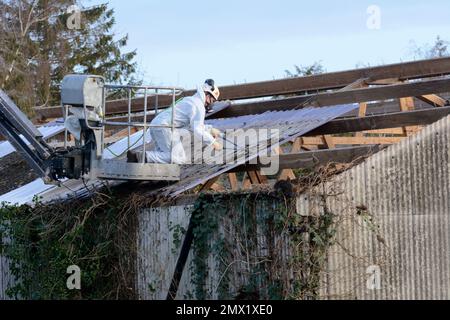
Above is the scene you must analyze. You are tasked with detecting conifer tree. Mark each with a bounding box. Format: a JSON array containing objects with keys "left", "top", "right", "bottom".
[{"left": 0, "top": 0, "right": 138, "bottom": 115}]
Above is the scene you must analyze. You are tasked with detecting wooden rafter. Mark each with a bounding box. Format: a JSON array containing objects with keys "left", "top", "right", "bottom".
[
  {"left": 227, "top": 173, "right": 239, "bottom": 191},
  {"left": 200, "top": 176, "right": 222, "bottom": 192},
  {"left": 399, "top": 97, "right": 418, "bottom": 136},
  {"left": 305, "top": 107, "right": 450, "bottom": 136},
  {"left": 34, "top": 57, "right": 450, "bottom": 119},
  {"left": 417, "top": 94, "right": 448, "bottom": 107},
  {"left": 232, "top": 145, "right": 387, "bottom": 173},
  {"left": 278, "top": 142, "right": 299, "bottom": 181},
  {"left": 211, "top": 77, "right": 450, "bottom": 119}
]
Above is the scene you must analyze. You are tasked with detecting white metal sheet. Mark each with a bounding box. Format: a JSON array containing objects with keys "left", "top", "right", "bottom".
[
  {"left": 0, "top": 179, "right": 55, "bottom": 206},
  {"left": 0, "top": 124, "right": 65, "bottom": 159}
]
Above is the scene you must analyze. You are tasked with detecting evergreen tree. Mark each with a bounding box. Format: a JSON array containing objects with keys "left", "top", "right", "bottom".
[
  {"left": 0, "top": 0, "right": 139, "bottom": 115},
  {"left": 279, "top": 62, "right": 326, "bottom": 98},
  {"left": 284, "top": 62, "right": 326, "bottom": 78},
  {"left": 425, "top": 36, "right": 449, "bottom": 58},
  {"left": 409, "top": 35, "right": 449, "bottom": 60}
]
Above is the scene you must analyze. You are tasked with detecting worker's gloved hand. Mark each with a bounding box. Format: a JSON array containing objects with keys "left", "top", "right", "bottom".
[
  {"left": 210, "top": 128, "right": 222, "bottom": 139},
  {"left": 212, "top": 141, "right": 223, "bottom": 151}
]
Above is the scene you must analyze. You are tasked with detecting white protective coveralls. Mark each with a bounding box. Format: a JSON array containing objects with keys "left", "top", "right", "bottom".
[{"left": 145, "top": 87, "right": 216, "bottom": 164}]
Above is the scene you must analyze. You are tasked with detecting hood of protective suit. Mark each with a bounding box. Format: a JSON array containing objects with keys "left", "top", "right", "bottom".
[{"left": 195, "top": 85, "right": 207, "bottom": 105}]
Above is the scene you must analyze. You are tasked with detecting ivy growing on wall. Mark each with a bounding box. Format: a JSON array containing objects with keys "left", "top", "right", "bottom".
[
  {"left": 0, "top": 191, "right": 139, "bottom": 300},
  {"left": 0, "top": 170, "right": 343, "bottom": 300},
  {"left": 187, "top": 190, "right": 337, "bottom": 300}
]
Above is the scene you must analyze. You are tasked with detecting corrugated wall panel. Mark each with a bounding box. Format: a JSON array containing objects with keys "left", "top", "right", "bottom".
[
  {"left": 0, "top": 242, "right": 15, "bottom": 300},
  {"left": 1, "top": 256, "right": 9, "bottom": 299},
  {"left": 137, "top": 200, "right": 296, "bottom": 300},
  {"left": 137, "top": 205, "right": 193, "bottom": 300},
  {"left": 317, "top": 115, "right": 450, "bottom": 300}
]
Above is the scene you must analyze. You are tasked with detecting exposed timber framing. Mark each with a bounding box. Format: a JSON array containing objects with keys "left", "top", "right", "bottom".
[
  {"left": 305, "top": 107, "right": 450, "bottom": 136},
  {"left": 399, "top": 96, "right": 417, "bottom": 136},
  {"left": 227, "top": 173, "right": 239, "bottom": 191},
  {"left": 210, "top": 77, "right": 450, "bottom": 119},
  {"left": 339, "top": 78, "right": 370, "bottom": 91},
  {"left": 200, "top": 176, "right": 223, "bottom": 192},
  {"left": 33, "top": 57, "right": 450, "bottom": 119},
  {"left": 103, "top": 97, "right": 444, "bottom": 124},
  {"left": 214, "top": 57, "right": 450, "bottom": 99},
  {"left": 278, "top": 139, "right": 302, "bottom": 181},
  {"left": 83, "top": 81, "right": 450, "bottom": 127},
  {"left": 417, "top": 94, "right": 448, "bottom": 107},
  {"left": 301, "top": 136, "right": 404, "bottom": 146},
  {"left": 231, "top": 145, "right": 387, "bottom": 173}
]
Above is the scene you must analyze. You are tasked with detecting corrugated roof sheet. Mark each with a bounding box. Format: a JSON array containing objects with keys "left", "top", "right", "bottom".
[
  {"left": 0, "top": 104, "right": 358, "bottom": 204},
  {"left": 0, "top": 123, "right": 65, "bottom": 159},
  {"left": 156, "top": 104, "right": 358, "bottom": 197},
  {"left": 103, "top": 129, "right": 151, "bottom": 160},
  {"left": 0, "top": 179, "right": 55, "bottom": 206}
]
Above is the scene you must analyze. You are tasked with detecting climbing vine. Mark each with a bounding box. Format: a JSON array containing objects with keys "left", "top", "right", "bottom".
[
  {"left": 0, "top": 190, "right": 140, "bottom": 300},
  {"left": 287, "top": 197, "right": 337, "bottom": 299},
  {"left": 189, "top": 194, "right": 229, "bottom": 300},
  {"left": 187, "top": 187, "right": 338, "bottom": 300}
]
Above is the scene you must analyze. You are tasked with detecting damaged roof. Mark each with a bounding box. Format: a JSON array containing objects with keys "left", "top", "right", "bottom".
[
  {"left": 157, "top": 104, "right": 358, "bottom": 197},
  {"left": 0, "top": 104, "right": 357, "bottom": 205}
]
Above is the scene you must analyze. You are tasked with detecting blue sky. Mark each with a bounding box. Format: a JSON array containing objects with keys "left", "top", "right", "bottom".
[{"left": 87, "top": 0, "right": 450, "bottom": 89}]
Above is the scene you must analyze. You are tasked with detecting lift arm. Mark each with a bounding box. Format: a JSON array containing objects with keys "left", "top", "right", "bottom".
[
  {"left": 0, "top": 88, "right": 93, "bottom": 182},
  {"left": 0, "top": 89, "right": 54, "bottom": 178}
]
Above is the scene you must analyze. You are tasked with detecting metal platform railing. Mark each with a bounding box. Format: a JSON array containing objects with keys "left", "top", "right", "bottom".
[{"left": 64, "top": 83, "right": 184, "bottom": 165}]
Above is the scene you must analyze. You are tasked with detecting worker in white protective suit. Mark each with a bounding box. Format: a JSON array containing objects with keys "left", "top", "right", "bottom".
[{"left": 137, "top": 79, "right": 223, "bottom": 164}]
